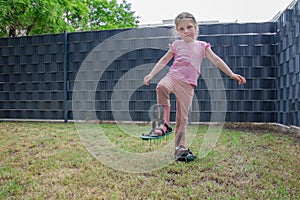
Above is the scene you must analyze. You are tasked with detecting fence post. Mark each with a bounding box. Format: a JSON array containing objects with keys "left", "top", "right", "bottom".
[{"left": 63, "top": 30, "right": 68, "bottom": 123}]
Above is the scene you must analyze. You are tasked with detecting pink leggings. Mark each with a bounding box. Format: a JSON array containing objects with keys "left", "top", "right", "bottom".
[{"left": 156, "top": 75, "right": 194, "bottom": 147}]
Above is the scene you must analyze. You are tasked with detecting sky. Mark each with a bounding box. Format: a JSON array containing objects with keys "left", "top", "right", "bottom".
[{"left": 123, "top": 0, "right": 295, "bottom": 25}]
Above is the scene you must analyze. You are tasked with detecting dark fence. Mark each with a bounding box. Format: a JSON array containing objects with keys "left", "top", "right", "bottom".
[
  {"left": 0, "top": 0, "right": 299, "bottom": 126},
  {"left": 276, "top": 1, "right": 300, "bottom": 126}
]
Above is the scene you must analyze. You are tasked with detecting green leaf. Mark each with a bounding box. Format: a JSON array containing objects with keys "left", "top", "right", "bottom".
[{"left": 0, "top": 0, "right": 139, "bottom": 37}]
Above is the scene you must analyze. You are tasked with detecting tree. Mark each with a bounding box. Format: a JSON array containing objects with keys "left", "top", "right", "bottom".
[
  {"left": 86, "top": 0, "right": 138, "bottom": 30},
  {"left": 0, "top": 0, "right": 139, "bottom": 37}
]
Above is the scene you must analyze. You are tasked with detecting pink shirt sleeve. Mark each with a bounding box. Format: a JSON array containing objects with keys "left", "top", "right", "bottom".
[
  {"left": 168, "top": 41, "right": 178, "bottom": 54},
  {"left": 205, "top": 42, "right": 211, "bottom": 49},
  {"left": 201, "top": 41, "right": 211, "bottom": 57}
]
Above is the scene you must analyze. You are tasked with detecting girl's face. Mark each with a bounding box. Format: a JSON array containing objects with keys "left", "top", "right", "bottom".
[{"left": 176, "top": 19, "right": 198, "bottom": 43}]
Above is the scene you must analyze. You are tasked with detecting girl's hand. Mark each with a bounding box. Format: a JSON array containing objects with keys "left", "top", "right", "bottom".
[
  {"left": 231, "top": 73, "right": 246, "bottom": 85},
  {"left": 143, "top": 74, "right": 153, "bottom": 86}
]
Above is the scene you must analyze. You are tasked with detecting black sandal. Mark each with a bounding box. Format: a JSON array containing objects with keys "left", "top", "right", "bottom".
[
  {"left": 174, "top": 145, "right": 197, "bottom": 162},
  {"left": 141, "top": 121, "right": 173, "bottom": 140}
]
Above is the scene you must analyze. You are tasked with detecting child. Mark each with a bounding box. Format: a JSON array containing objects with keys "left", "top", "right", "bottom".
[{"left": 143, "top": 12, "right": 246, "bottom": 161}]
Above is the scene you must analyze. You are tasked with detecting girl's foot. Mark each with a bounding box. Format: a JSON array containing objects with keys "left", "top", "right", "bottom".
[
  {"left": 174, "top": 145, "right": 196, "bottom": 162},
  {"left": 141, "top": 122, "right": 172, "bottom": 138},
  {"left": 153, "top": 122, "right": 172, "bottom": 136}
]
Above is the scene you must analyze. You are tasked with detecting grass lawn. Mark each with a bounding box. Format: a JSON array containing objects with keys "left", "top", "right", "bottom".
[{"left": 0, "top": 122, "right": 299, "bottom": 199}]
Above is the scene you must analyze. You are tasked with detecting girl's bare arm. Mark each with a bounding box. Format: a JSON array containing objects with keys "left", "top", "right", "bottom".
[
  {"left": 205, "top": 47, "right": 246, "bottom": 85},
  {"left": 143, "top": 50, "right": 174, "bottom": 86}
]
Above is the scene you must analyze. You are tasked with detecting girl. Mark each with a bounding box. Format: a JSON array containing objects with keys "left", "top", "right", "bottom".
[{"left": 143, "top": 12, "right": 246, "bottom": 161}]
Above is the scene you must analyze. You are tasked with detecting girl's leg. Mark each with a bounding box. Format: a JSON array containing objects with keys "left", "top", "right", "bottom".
[
  {"left": 153, "top": 76, "right": 173, "bottom": 135},
  {"left": 173, "top": 84, "right": 194, "bottom": 147}
]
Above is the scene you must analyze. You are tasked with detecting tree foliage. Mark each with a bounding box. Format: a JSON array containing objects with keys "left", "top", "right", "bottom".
[{"left": 0, "top": 0, "right": 139, "bottom": 37}]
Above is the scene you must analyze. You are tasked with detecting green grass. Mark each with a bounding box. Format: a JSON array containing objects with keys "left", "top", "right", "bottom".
[{"left": 0, "top": 122, "right": 299, "bottom": 199}]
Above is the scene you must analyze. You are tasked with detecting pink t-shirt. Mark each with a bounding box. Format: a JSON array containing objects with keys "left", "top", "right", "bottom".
[{"left": 168, "top": 40, "right": 211, "bottom": 86}]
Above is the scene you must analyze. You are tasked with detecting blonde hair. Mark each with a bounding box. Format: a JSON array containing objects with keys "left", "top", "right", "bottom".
[{"left": 171, "top": 12, "right": 199, "bottom": 40}]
